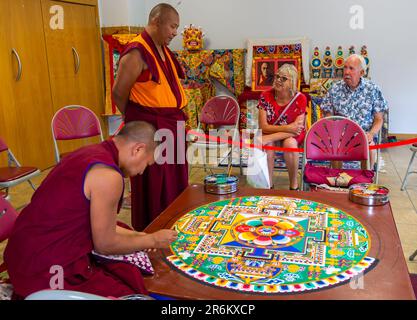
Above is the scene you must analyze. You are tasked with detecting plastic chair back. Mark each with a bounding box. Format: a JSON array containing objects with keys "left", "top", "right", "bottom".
[
  {"left": 51, "top": 105, "right": 103, "bottom": 141},
  {"left": 199, "top": 95, "right": 240, "bottom": 126},
  {"left": 305, "top": 116, "right": 369, "bottom": 161},
  {"left": 51, "top": 105, "right": 104, "bottom": 162}
]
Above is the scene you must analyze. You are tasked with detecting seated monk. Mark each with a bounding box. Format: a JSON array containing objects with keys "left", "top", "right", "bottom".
[{"left": 4, "top": 121, "right": 177, "bottom": 299}]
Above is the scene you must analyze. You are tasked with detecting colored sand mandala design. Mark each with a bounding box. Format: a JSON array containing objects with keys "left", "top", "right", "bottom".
[{"left": 167, "top": 196, "right": 376, "bottom": 294}]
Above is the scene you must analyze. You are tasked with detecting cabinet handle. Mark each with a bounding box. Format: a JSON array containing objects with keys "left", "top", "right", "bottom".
[
  {"left": 72, "top": 47, "right": 80, "bottom": 74},
  {"left": 11, "top": 48, "right": 22, "bottom": 81}
]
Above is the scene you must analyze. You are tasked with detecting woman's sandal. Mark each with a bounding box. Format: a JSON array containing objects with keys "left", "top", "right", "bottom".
[{"left": 289, "top": 187, "right": 300, "bottom": 191}]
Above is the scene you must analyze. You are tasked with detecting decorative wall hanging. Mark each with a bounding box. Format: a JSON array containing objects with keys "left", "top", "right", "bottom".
[
  {"left": 245, "top": 37, "right": 311, "bottom": 88},
  {"left": 311, "top": 47, "right": 322, "bottom": 79},
  {"left": 361, "top": 45, "right": 370, "bottom": 78},
  {"left": 322, "top": 46, "right": 334, "bottom": 79},
  {"left": 333, "top": 46, "right": 345, "bottom": 79},
  {"left": 103, "top": 33, "right": 142, "bottom": 115},
  {"left": 182, "top": 24, "right": 205, "bottom": 51}
]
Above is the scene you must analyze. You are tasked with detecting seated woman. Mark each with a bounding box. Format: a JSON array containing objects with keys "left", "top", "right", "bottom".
[{"left": 257, "top": 64, "right": 307, "bottom": 190}]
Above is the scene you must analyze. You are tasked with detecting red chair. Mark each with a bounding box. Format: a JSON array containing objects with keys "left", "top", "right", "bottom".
[
  {"left": 0, "top": 196, "right": 18, "bottom": 274},
  {"left": 0, "top": 137, "right": 40, "bottom": 199},
  {"left": 188, "top": 95, "right": 242, "bottom": 174},
  {"left": 51, "top": 105, "right": 104, "bottom": 163},
  {"left": 301, "top": 116, "right": 375, "bottom": 191}
]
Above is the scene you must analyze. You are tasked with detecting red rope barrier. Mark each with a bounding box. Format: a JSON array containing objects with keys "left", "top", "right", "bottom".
[{"left": 187, "top": 130, "right": 417, "bottom": 153}]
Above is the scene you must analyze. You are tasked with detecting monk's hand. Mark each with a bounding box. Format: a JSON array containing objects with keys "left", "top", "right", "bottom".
[{"left": 150, "top": 229, "right": 178, "bottom": 249}]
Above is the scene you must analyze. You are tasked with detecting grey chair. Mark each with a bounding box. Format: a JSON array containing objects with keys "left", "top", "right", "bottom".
[{"left": 400, "top": 143, "right": 417, "bottom": 191}]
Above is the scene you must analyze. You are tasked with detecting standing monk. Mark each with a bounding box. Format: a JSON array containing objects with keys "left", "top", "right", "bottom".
[
  {"left": 4, "top": 121, "right": 177, "bottom": 298},
  {"left": 112, "top": 3, "right": 188, "bottom": 231}
]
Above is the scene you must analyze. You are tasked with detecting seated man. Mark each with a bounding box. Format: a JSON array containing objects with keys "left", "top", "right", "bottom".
[
  {"left": 4, "top": 121, "right": 177, "bottom": 299},
  {"left": 320, "top": 54, "right": 388, "bottom": 168}
]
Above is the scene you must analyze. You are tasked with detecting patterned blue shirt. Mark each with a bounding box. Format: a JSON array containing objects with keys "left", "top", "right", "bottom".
[{"left": 320, "top": 78, "right": 388, "bottom": 132}]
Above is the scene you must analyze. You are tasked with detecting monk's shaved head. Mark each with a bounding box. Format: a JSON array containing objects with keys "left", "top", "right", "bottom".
[
  {"left": 148, "top": 3, "right": 178, "bottom": 25},
  {"left": 117, "top": 121, "right": 157, "bottom": 150}
]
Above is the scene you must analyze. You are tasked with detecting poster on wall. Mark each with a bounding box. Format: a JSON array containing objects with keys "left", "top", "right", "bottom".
[{"left": 253, "top": 58, "right": 275, "bottom": 90}]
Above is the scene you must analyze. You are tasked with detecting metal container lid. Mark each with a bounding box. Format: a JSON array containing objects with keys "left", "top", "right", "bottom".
[
  {"left": 204, "top": 174, "right": 238, "bottom": 185},
  {"left": 204, "top": 174, "right": 239, "bottom": 195},
  {"left": 349, "top": 183, "right": 389, "bottom": 206}
]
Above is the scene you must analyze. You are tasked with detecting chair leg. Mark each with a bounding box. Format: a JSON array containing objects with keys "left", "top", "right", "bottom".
[
  {"left": 28, "top": 180, "right": 37, "bottom": 191},
  {"left": 375, "top": 149, "right": 380, "bottom": 184},
  {"left": 1, "top": 188, "right": 9, "bottom": 199},
  {"left": 401, "top": 150, "right": 417, "bottom": 191},
  {"left": 410, "top": 249, "right": 417, "bottom": 261},
  {"left": 239, "top": 148, "right": 243, "bottom": 176},
  {"left": 227, "top": 145, "right": 233, "bottom": 175},
  {"left": 203, "top": 150, "right": 207, "bottom": 172}
]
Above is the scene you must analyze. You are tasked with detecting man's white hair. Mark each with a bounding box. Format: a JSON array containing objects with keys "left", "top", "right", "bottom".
[{"left": 347, "top": 54, "right": 367, "bottom": 72}]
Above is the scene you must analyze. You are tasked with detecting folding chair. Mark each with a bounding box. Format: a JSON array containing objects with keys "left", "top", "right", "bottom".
[
  {"left": 401, "top": 143, "right": 417, "bottom": 191},
  {"left": 51, "top": 105, "right": 104, "bottom": 163},
  {"left": 188, "top": 95, "right": 242, "bottom": 175},
  {"left": 0, "top": 137, "right": 40, "bottom": 199},
  {"left": 301, "top": 116, "right": 375, "bottom": 191}
]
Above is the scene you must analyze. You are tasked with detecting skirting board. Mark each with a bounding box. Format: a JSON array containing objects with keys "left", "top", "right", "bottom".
[{"left": 390, "top": 133, "right": 417, "bottom": 140}]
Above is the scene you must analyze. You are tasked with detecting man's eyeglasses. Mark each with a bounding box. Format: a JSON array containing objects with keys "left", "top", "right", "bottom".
[{"left": 275, "top": 75, "right": 290, "bottom": 82}]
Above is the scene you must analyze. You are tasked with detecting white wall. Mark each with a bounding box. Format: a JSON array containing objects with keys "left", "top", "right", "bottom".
[
  {"left": 98, "top": 0, "right": 146, "bottom": 26},
  {"left": 128, "top": 0, "right": 147, "bottom": 27},
  {"left": 100, "top": 0, "right": 417, "bottom": 134},
  {"left": 98, "top": 0, "right": 129, "bottom": 26}
]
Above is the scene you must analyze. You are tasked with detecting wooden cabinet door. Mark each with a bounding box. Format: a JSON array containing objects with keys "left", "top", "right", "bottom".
[
  {"left": 1, "top": 0, "right": 55, "bottom": 169},
  {"left": 0, "top": 0, "right": 16, "bottom": 165},
  {"left": 41, "top": 0, "right": 105, "bottom": 156}
]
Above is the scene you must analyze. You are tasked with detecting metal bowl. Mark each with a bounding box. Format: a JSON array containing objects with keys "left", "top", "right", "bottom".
[
  {"left": 348, "top": 183, "right": 389, "bottom": 206},
  {"left": 204, "top": 174, "right": 238, "bottom": 195}
]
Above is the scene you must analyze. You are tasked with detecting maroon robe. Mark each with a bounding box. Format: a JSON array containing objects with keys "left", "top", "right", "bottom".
[
  {"left": 121, "top": 29, "right": 189, "bottom": 231},
  {"left": 125, "top": 103, "right": 188, "bottom": 231},
  {"left": 4, "top": 140, "right": 147, "bottom": 298}
]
